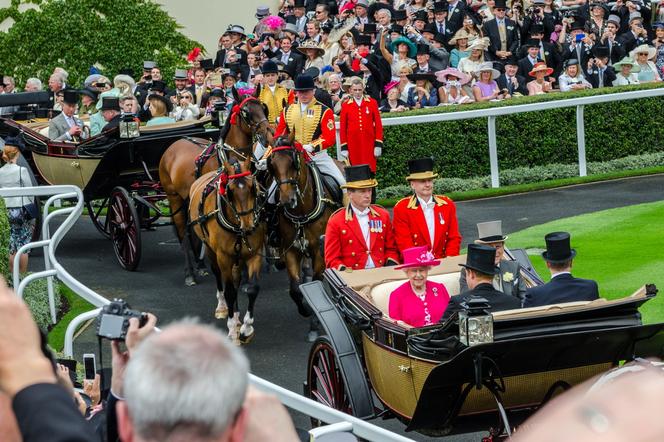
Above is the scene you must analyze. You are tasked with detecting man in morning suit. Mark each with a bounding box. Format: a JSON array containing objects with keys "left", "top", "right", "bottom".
[
  {"left": 497, "top": 55, "right": 529, "bottom": 96},
  {"left": 484, "top": 0, "right": 520, "bottom": 62},
  {"left": 100, "top": 96, "right": 122, "bottom": 132},
  {"left": 324, "top": 165, "right": 399, "bottom": 271},
  {"left": 443, "top": 243, "right": 522, "bottom": 320},
  {"left": 48, "top": 90, "right": 88, "bottom": 141},
  {"left": 523, "top": 231, "right": 599, "bottom": 307},
  {"left": 392, "top": 157, "right": 462, "bottom": 259}
]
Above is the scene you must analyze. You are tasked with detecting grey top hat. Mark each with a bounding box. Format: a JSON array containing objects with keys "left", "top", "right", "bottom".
[
  {"left": 474, "top": 220, "right": 508, "bottom": 244},
  {"left": 607, "top": 14, "right": 621, "bottom": 26},
  {"left": 629, "top": 11, "right": 642, "bottom": 23},
  {"left": 173, "top": 68, "right": 188, "bottom": 80},
  {"left": 228, "top": 24, "right": 246, "bottom": 36},
  {"left": 143, "top": 60, "right": 157, "bottom": 70},
  {"left": 356, "top": 0, "right": 369, "bottom": 7},
  {"left": 283, "top": 23, "right": 299, "bottom": 35},
  {"left": 256, "top": 6, "right": 270, "bottom": 18}
]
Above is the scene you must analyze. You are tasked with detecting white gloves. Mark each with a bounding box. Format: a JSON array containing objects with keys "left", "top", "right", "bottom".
[
  {"left": 256, "top": 159, "right": 268, "bottom": 171},
  {"left": 374, "top": 147, "right": 382, "bottom": 157},
  {"left": 339, "top": 149, "right": 349, "bottom": 158},
  {"left": 303, "top": 144, "right": 314, "bottom": 153}
]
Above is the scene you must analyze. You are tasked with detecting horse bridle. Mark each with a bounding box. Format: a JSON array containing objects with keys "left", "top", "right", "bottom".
[
  {"left": 269, "top": 145, "right": 308, "bottom": 202},
  {"left": 218, "top": 170, "right": 261, "bottom": 232},
  {"left": 219, "top": 97, "right": 269, "bottom": 163}
]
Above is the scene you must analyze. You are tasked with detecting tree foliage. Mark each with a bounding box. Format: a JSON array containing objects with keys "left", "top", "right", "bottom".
[{"left": 0, "top": 0, "right": 200, "bottom": 87}]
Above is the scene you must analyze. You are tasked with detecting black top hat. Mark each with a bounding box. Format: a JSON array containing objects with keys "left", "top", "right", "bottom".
[
  {"left": 460, "top": 244, "right": 499, "bottom": 275},
  {"left": 262, "top": 60, "right": 279, "bottom": 74},
  {"left": 150, "top": 80, "right": 167, "bottom": 94},
  {"left": 413, "top": 10, "right": 428, "bottom": 22},
  {"left": 406, "top": 72, "right": 436, "bottom": 83},
  {"left": 433, "top": 33, "right": 447, "bottom": 44},
  {"left": 524, "top": 38, "right": 540, "bottom": 48},
  {"left": 406, "top": 157, "right": 438, "bottom": 180},
  {"left": 592, "top": 44, "right": 610, "bottom": 58},
  {"left": 530, "top": 23, "right": 545, "bottom": 35},
  {"left": 416, "top": 44, "right": 430, "bottom": 55},
  {"left": 433, "top": 1, "right": 447, "bottom": 13},
  {"left": 362, "top": 23, "right": 377, "bottom": 34},
  {"left": 341, "top": 164, "right": 378, "bottom": 189},
  {"left": 119, "top": 67, "right": 135, "bottom": 78},
  {"left": 494, "top": 0, "right": 508, "bottom": 9},
  {"left": 304, "top": 66, "right": 320, "bottom": 79},
  {"left": 569, "top": 18, "right": 586, "bottom": 32},
  {"left": 391, "top": 24, "right": 405, "bottom": 35},
  {"left": 504, "top": 54, "right": 519, "bottom": 66},
  {"left": 149, "top": 94, "right": 173, "bottom": 113},
  {"left": 321, "top": 23, "right": 333, "bottom": 34},
  {"left": 294, "top": 74, "right": 315, "bottom": 91},
  {"left": 422, "top": 22, "right": 438, "bottom": 35},
  {"left": 79, "top": 87, "right": 98, "bottom": 101},
  {"left": 210, "top": 88, "right": 225, "bottom": 98},
  {"left": 542, "top": 231, "right": 576, "bottom": 263},
  {"left": 392, "top": 9, "right": 408, "bottom": 21},
  {"left": 200, "top": 58, "right": 214, "bottom": 71},
  {"left": 100, "top": 97, "right": 121, "bottom": 112},
  {"left": 62, "top": 89, "right": 79, "bottom": 105},
  {"left": 355, "top": 34, "right": 372, "bottom": 46},
  {"left": 293, "top": 0, "right": 305, "bottom": 7}
]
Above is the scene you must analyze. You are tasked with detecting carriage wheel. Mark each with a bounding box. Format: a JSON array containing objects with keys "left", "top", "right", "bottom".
[
  {"left": 306, "top": 335, "right": 353, "bottom": 427},
  {"left": 87, "top": 198, "right": 111, "bottom": 239},
  {"left": 108, "top": 187, "right": 141, "bottom": 271}
]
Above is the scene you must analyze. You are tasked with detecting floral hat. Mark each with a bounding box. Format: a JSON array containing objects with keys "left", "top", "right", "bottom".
[{"left": 395, "top": 246, "right": 440, "bottom": 270}]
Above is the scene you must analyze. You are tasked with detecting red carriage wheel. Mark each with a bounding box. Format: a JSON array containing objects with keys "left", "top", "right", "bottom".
[
  {"left": 306, "top": 335, "right": 353, "bottom": 426},
  {"left": 108, "top": 187, "right": 141, "bottom": 271},
  {"left": 87, "top": 198, "right": 111, "bottom": 239}
]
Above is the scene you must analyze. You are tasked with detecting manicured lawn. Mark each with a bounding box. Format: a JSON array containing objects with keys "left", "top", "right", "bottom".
[
  {"left": 507, "top": 201, "right": 664, "bottom": 324},
  {"left": 48, "top": 284, "right": 95, "bottom": 351}
]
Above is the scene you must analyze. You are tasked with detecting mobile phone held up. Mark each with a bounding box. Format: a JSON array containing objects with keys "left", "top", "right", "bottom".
[
  {"left": 575, "top": 33, "right": 586, "bottom": 42},
  {"left": 83, "top": 353, "right": 96, "bottom": 380}
]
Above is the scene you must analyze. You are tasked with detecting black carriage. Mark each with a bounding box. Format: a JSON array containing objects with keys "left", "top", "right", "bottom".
[{"left": 300, "top": 253, "right": 664, "bottom": 438}]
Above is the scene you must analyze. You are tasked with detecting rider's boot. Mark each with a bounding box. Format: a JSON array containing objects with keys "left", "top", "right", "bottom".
[{"left": 265, "top": 203, "right": 286, "bottom": 270}]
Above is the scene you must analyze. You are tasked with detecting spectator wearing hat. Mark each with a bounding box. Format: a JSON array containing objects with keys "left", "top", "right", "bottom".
[
  {"left": 146, "top": 95, "right": 175, "bottom": 126},
  {"left": 459, "top": 221, "right": 527, "bottom": 303},
  {"left": 297, "top": 39, "right": 326, "bottom": 70},
  {"left": 339, "top": 77, "right": 383, "bottom": 175},
  {"left": 411, "top": 30, "right": 451, "bottom": 72},
  {"left": 258, "top": 60, "right": 289, "bottom": 126},
  {"left": 527, "top": 61, "right": 554, "bottom": 94},
  {"left": 473, "top": 62, "right": 503, "bottom": 101},
  {"left": 599, "top": 15, "right": 627, "bottom": 65},
  {"left": 392, "top": 157, "right": 461, "bottom": 259},
  {"left": 388, "top": 246, "right": 451, "bottom": 327},
  {"left": 458, "top": 37, "right": 488, "bottom": 81},
  {"left": 214, "top": 32, "right": 248, "bottom": 69},
  {"left": 484, "top": 0, "right": 520, "bottom": 62},
  {"left": 353, "top": 0, "right": 370, "bottom": 27},
  {"left": 274, "top": 74, "right": 344, "bottom": 187},
  {"left": 443, "top": 244, "right": 522, "bottom": 320},
  {"left": 612, "top": 56, "right": 641, "bottom": 84},
  {"left": 585, "top": 45, "right": 617, "bottom": 87},
  {"left": 560, "top": 18, "right": 593, "bottom": 66},
  {"left": 523, "top": 232, "right": 599, "bottom": 307},
  {"left": 432, "top": 2, "right": 453, "bottom": 43},
  {"left": 48, "top": 90, "right": 88, "bottom": 141},
  {"left": 559, "top": 58, "right": 593, "bottom": 91},
  {"left": 413, "top": 44, "right": 435, "bottom": 73},
  {"left": 379, "top": 80, "right": 409, "bottom": 112},
  {"left": 169, "top": 68, "right": 191, "bottom": 103},
  {"left": 448, "top": 28, "right": 473, "bottom": 68},
  {"left": 381, "top": 32, "right": 417, "bottom": 79},
  {"left": 630, "top": 44, "right": 662, "bottom": 82},
  {"left": 284, "top": 0, "right": 308, "bottom": 37},
  {"left": 78, "top": 87, "right": 99, "bottom": 117},
  {"left": 496, "top": 55, "right": 529, "bottom": 96},
  {"left": 99, "top": 97, "right": 122, "bottom": 132},
  {"left": 520, "top": 0, "right": 561, "bottom": 44},
  {"left": 524, "top": 24, "right": 562, "bottom": 79},
  {"left": 653, "top": 22, "right": 664, "bottom": 73},
  {"left": 406, "top": 72, "right": 438, "bottom": 107},
  {"left": 436, "top": 67, "right": 473, "bottom": 103},
  {"left": 518, "top": 39, "right": 546, "bottom": 82},
  {"left": 588, "top": 2, "right": 610, "bottom": 38},
  {"left": 618, "top": 12, "right": 649, "bottom": 54},
  {"left": 324, "top": 165, "right": 399, "bottom": 271}
]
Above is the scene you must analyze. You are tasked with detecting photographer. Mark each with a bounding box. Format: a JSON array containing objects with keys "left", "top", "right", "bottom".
[
  {"left": 521, "top": 0, "right": 562, "bottom": 43},
  {"left": 600, "top": 15, "right": 627, "bottom": 64},
  {"left": 584, "top": 45, "right": 617, "bottom": 88},
  {"left": 172, "top": 91, "right": 200, "bottom": 122},
  {"left": 618, "top": 12, "right": 650, "bottom": 53}
]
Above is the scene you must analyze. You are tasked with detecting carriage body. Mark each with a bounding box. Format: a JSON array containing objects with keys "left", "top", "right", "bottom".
[{"left": 301, "top": 254, "right": 664, "bottom": 436}]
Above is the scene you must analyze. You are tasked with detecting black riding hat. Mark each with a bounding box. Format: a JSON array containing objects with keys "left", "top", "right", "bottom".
[
  {"left": 100, "top": 97, "right": 120, "bottom": 111},
  {"left": 460, "top": 244, "right": 499, "bottom": 275},
  {"left": 294, "top": 74, "right": 315, "bottom": 91},
  {"left": 342, "top": 165, "right": 378, "bottom": 189}
]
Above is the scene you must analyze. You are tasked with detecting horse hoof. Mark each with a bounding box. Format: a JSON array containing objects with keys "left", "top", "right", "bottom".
[
  {"left": 215, "top": 307, "right": 229, "bottom": 319},
  {"left": 240, "top": 330, "right": 255, "bottom": 345},
  {"left": 307, "top": 330, "right": 319, "bottom": 343},
  {"left": 185, "top": 276, "right": 196, "bottom": 287}
]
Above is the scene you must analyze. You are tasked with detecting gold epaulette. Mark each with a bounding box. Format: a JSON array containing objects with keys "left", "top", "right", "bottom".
[{"left": 434, "top": 195, "right": 450, "bottom": 206}]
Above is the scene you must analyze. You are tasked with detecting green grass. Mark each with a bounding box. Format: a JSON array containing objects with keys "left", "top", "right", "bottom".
[
  {"left": 507, "top": 201, "right": 664, "bottom": 324},
  {"left": 376, "top": 167, "right": 664, "bottom": 207},
  {"left": 48, "top": 284, "right": 95, "bottom": 351}
]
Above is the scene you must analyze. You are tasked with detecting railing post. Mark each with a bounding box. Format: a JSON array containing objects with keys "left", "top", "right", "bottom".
[
  {"left": 576, "top": 104, "right": 587, "bottom": 177},
  {"left": 487, "top": 116, "right": 500, "bottom": 188}
]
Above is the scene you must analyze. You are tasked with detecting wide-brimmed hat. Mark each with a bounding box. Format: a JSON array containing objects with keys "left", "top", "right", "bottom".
[
  {"left": 449, "top": 29, "right": 473, "bottom": 46},
  {"left": 467, "top": 37, "right": 489, "bottom": 52},
  {"left": 173, "top": 68, "right": 188, "bottom": 80},
  {"left": 390, "top": 36, "right": 417, "bottom": 58},
  {"left": 297, "top": 40, "right": 325, "bottom": 57},
  {"left": 341, "top": 164, "right": 378, "bottom": 189},
  {"left": 406, "top": 157, "right": 438, "bottom": 181},
  {"left": 474, "top": 220, "right": 508, "bottom": 244},
  {"left": 406, "top": 72, "right": 436, "bottom": 83},
  {"left": 262, "top": 60, "right": 279, "bottom": 74},
  {"left": 100, "top": 96, "right": 121, "bottom": 112},
  {"left": 529, "top": 61, "right": 553, "bottom": 77},
  {"left": 613, "top": 56, "right": 641, "bottom": 72},
  {"left": 435, "top": 67, "right": 470, "bottom": 85},
  {"left": 148, "top": 94, "right": 173, "bottom": 113},
  {"left": 79, "top": 86, "right": 98, "bottom": 101},
  {"left": 227, "top": 24, "right": 246, "bottom": 37},
  {"left": 62, "top": 89, "right": 79, "bottom": 105},
  {"left": 630, "top": 44, "right": 656, "bottom": 59},
  {"left": 476, "top": 62, "right": 500, "bottom": 80},
  {"left": 541, "top": 231, "right": 576, "bottom": 263},
  {"left": 255, "top": 6, "right": 270, "bottom": 19},
  {"left": 395, "top": 246, "right": 440, "bottom": 270},
  {"left": 459, "top": 244, "right": 498, "bottom": 275},
  {"left": 590, "top": 2, "right": 609, "bottom": 15},
  {"left": 294, "top": 74, "right": 315, "bottom": 91}
]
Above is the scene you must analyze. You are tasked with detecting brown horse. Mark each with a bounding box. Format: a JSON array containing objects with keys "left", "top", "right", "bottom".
[
  {"left": 267, "top": 135, "right": 341, "bottom": 340},
  {"left": 159, "top": 91, "right": 272, "bottom": 286},
  {"left": 189, "top": 156, "right": 265, "bottom": 344}
]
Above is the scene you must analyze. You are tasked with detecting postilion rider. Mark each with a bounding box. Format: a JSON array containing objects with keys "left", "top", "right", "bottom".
[
  {"left": 392, "top": 157, "right": 462, "bottom": 259},
  {"left": 258, "top": 60, "right": 289, "bottom": 128},
  {"left": 324, "top": 165, "right": 399, "bottom": 271}
]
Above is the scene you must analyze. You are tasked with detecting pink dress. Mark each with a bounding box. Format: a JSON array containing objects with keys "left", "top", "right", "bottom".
[{"left": 388, "top": 280, "right": 451, "bottom": 327}]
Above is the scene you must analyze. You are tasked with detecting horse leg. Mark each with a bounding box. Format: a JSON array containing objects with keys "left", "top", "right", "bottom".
[
  {"left": 190, "top": 232, "right": 208, "bottom": 277},
  {"left": 220, "top": 255, "right": 241, "bottom": 345},
  {"left": 239, "top": 255, "right": 261, "bottom": 344},
  {"left": 169, "top": 195, "right": 198, "bottom": 286},
  {"left": 209, "top": 254, "right": 228, "bottom": 319},
  {"left": 285, "top": 249, "right": 311, "bottom": 318}
]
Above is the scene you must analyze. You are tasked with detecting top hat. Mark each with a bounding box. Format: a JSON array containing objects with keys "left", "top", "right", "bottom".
[
  {"left": 200, "top": 58, "right": 214, "bottom": 71},
  {"left": 143, "top": 60, "right": 157, "bottom": 70},
  {"left": 119, "top": 67, "right": 135, "bottom": 78},
  {"left": 422, "top": 22, "right": 438, "bottom": 35},
  {"left": 255, "top": 6, "right": 270, "bottom": 19},
  {"left": 341, "top": 164, "right": 378, "bottom": 189},
  {"left": 395, "top": 246, "right": 440, "bottom": 270},
  {"left": 460, "top": 244, "right": 498, "bottom": 275},
  {"left": 62, "top": 89, "right": 79, "bottom": 105},
  {"left": 391, "top": 24, "right": 404, "bottom": 35},
  {"left": 629, "top": 12, "right": 643, "bottom": 23},
  {"left": 413, "top": 10, "right": 428, "bottom": 22},
  {"left": 355, "top": 0, "right": 369, "bottom": 8},
  {"left": 607, "top": 14, "right": 621, "bottom": 26},
  {"left": 592, "top": 44, "right": 610, "bottom": 58},
  {"left": 494, "top": 0, "right": 508, "bottom": 9},
  {"left": 569, "top": 18, "right": 586, "bottom": 32},
  {"left": 149, "top": 80, "right": 167, "bottom": 94},
  {"left": 362, "top": 23, "right": 377, "bottom": 34},
  {"left": 392, "top": 8, "right": 408, "bottom": 21},
  {"left": 293, "top": 0, "right": 305, "bottom": 7},
  {"left": 262, "top": 60, "right": 279, "bottom": 74},
  {"left": 173, "top": 68, "right": 188, "bottom": 80},
  {"left": 355, "top": 34, "right": 372, "bottom": 46},
  {"left": 406, "top": 157, "right": 438, "bottom": 181},
  {"left": 475, "top": 221, "right": 508, "bottom": 244},
  {"left": 530, "top": 23, "right": 545, "bottom": 35},
  {"left": 541, "top": 231, "right": 576, "bottom": 263},
  {"left": 416, "top": 43, "right": 431, "bottom": 55},
  {"left": 524, "top": 38, "right": 541, "bottom": 48},
  {"left": 433, "top": 1, "right": 447, "bottom": 13},
  {"left": 283, "top": 23, "right": 299, "bottom": 35},
  {"left": 209, "top": 88, "right": 225, "bottom": 98},
  {"left": 294, "top": 74, "right": 315, "bottom": 91},
  {"left": 504, "top": 54, "right": 520, "bottom": 66},
  {"left": 100, "top": 96, "right": 121, "bottom": 112}
]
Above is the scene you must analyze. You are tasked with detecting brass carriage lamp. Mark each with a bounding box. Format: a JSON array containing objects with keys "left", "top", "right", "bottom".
[
  {"left": 458, "top": 297, "right": 493, "bottom": 347},
  {"left": 119, "top": 115, "right": 140, "bottom": 139}
]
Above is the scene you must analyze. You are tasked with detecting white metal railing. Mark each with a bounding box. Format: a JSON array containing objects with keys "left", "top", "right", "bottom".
[
  {"left": 0, "top": 184, "right": 408, "bottom": 441},
  {"left": 336, "top": 87, "right": 664, "bottom": 188}
]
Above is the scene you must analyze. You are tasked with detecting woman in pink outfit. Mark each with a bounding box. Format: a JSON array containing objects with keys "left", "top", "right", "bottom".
[{"left": 388, "top": 246, "right": 451, "bottom": 327}]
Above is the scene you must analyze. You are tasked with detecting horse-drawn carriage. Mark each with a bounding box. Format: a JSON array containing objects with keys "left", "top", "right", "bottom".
[{"left": 300, "top": 252, "right": 664, "bottom": 438}]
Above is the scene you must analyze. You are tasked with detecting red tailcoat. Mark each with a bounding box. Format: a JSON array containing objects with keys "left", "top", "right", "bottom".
[
  {"left": 392, "top": 195, "right": 462, "bottom": 259},
  {"left": 339, "top": 96, "right": 383, "bottom": 172},
  {"left": 325, "top": 205, "right": 399, "bottom": 270}
]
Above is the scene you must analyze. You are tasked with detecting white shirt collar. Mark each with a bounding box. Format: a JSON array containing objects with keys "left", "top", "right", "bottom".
[
  {"left": 551, "top": 271, "right": 571, "bottom": 278},
  {"left": 351, "top": 204, "right": 370, "bottom": 217},
  {"left": 417, "top": 195, "right": 434, "bottom": 207}
]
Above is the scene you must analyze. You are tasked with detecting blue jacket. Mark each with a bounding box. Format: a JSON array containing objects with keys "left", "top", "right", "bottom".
[
  {"left": 523, "top": 273, "right": 599, "bottom": 308},
  {"left": 407, "top": 86, "right": 438, "bottom": 107}
]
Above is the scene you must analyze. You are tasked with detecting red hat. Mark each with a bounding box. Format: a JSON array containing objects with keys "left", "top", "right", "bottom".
[{"left": 395, "top": 246, "right": 440, "bottom": 270}]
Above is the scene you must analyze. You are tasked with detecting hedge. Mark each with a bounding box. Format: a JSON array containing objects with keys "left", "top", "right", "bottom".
[
  {"left": 0, "top": 0, "right": 200, "bottom": 87},
  {"left": 0, "top": 198, "right": 9, "bottom": 282},
  {"left": 377, "top": 83, "right": 664, "bottom": 188}
]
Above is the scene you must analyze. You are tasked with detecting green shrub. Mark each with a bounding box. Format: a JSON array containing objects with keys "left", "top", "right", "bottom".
[
  {"left": 0, "top": 0, "right": 200, "bottom": 87},
  {"left": 23, "top": 277, "right": 63, "bottom": 331},
  {"left": 0, "top": 198, "right": 8, "bottom": 282},
  {"left": 377, "top": 83, "right": 664, "bottom": 188}
]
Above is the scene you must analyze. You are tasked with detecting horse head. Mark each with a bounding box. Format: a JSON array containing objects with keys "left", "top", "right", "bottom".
[
  {"left": 233, "top": 93, "right": 274, "bottom": 149},
  {"left": 268, "top": 132, "right": 305, "bottom": 210},
  {"left": 223, "top": 156, "right": 257, "bottom": 232}
]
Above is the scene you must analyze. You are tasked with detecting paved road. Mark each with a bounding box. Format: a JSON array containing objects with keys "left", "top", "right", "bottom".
[{"left": 54, "top": 174, "right": 663, "bottom": 441}]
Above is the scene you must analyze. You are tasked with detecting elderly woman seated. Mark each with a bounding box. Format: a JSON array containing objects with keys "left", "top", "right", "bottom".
[{"left": 388, "top": 246, "right": 451, "bottom": 327}]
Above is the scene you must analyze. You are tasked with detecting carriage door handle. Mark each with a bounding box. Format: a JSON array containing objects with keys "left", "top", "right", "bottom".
[
  {"left": 399, "top": 365, "right": 411, "bottom": 373},
  {"left": 71, "top": 161, "right": 80, "bottom": 168}
]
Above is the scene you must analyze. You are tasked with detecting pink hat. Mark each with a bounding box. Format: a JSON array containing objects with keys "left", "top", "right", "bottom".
[
  {"left": 395, "top": 246, "right": 440, "bottom": 270},
  {"left": 384, "top": 80, "right": 400, "bottom": 94},
  {"left": 339, "top": 2, "right": 355, "bottom": 14},
  {"left": 435, "top": 68, "right": 471, "bottom": 85}
]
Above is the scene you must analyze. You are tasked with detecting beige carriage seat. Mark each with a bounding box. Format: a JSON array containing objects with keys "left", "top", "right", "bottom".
[{"left": 370, "top": 272, "right": 462, "bottom": 319}]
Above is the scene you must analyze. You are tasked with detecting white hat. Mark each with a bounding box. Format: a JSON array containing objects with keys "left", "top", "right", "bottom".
[{"left": 475, "top": 62, "right": 500, "bottom": 80}]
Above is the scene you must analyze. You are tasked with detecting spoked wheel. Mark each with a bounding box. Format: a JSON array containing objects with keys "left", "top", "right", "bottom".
[
  {"left": 108, "top": 187, "right": 141, "bottom": 271},
  {"left": 306, "top": 335, "right": 352, "bottom": 427},
  {"left": 87, "top": 197, "right": 110, "bottom": 239}
]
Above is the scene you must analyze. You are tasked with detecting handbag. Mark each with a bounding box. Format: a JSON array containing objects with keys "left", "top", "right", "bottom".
[{"left": 19, "top": 167, "right": 39, "bottom": 220}]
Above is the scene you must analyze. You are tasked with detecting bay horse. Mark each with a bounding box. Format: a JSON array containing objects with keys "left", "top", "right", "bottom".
[
  {"left": 189, "top": 156, "right": 265, "bottom": 344},
  {"left": 267, "top": 135, "right": 342, "bottom": 340},
  {"left": 159, "top": 89, "right": 272, "bottom": 287}
]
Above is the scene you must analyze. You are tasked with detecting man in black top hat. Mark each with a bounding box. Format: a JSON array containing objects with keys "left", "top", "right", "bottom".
[
  {"left": 518, "top": 39, "right": 545, "bottom": 80},
  {"left": 521, "top": 23, "right": 562, "bottom": 77},
  {"left": 584, "top": 45, "right": 616, "bottom": 88},
  {"left": 442, "top": 244, "right": 522, "bottom": 320},
  {"left": 484, "top": 0, "right": 521, "bottom": 61},
  {"left": 497, "top": 55, "right": 529, "bottom": 96},
  {"left": 100, "top": 97, "right": 122, "bottom": 132},
  {"left": 523, "top": 232, "right": 599, "bottom": 307},
  {"left": 48, "top": 90, "right": 88, "bottom": 141},
  {"left": 337, "top": 34, "right": 386, "bottom": 101},
  {"left": 561, "top": 17, "right": 593, "bottom": 65}
]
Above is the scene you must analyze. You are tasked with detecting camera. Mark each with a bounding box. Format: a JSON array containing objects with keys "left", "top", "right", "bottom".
[{"left": 96, "top": 299, "right": 147, "bottom": 341}]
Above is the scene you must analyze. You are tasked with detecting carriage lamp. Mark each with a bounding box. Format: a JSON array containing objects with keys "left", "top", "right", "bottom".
[
  {"left": 458, "top": 297, "right": 493, "bottom": 347},
  {"left": 212, "top": 101, "right": 227, "bottom": 127},
  {"left": 119, "top": 115, "right": 140, "bottom": 139}
]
